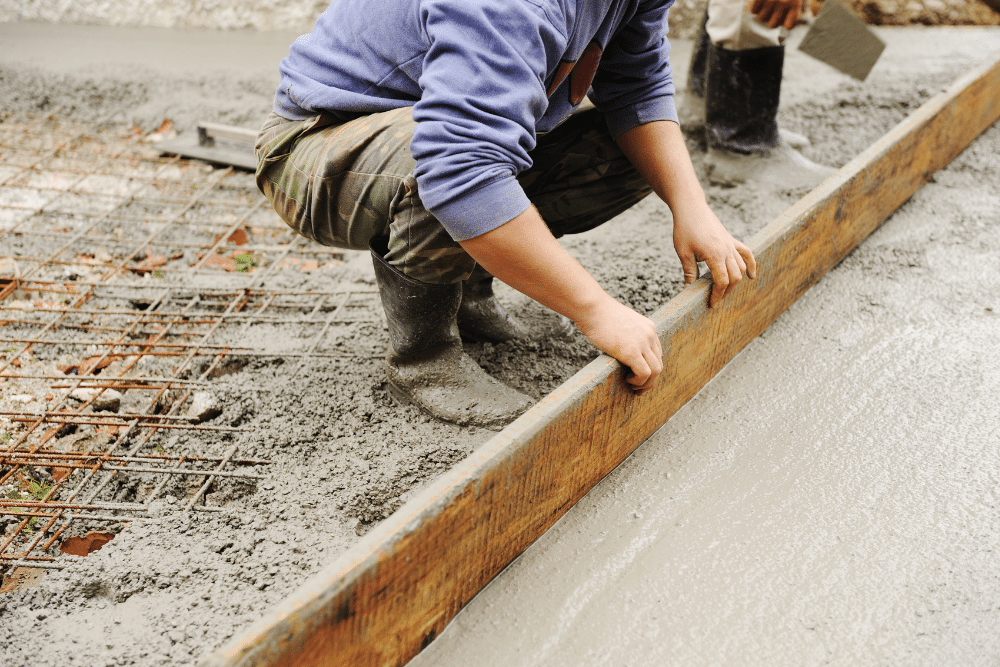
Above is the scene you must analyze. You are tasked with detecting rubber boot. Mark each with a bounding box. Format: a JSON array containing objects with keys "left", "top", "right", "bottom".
[
  {"left": 370, "top": 238, "right": 533, "bottom": 429},
  {"left": 679, "top": 17, "right": 809, "bottom": 148},
  {"left": 457, "top": 265, "right": 529, "bottom": 343},
  {"left": 704, "top": 43, "right": 835, "bottom": 189}
]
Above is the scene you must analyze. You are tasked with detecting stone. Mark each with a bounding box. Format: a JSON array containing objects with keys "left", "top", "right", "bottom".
[
  {"left": 69, "top": 388, "right": 123, "bottom": 412},
  {"left": 186, "top": 391, "right": 222, "bottom": 423}
]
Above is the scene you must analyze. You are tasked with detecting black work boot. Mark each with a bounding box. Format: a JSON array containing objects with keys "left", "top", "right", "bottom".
[
  {"left": 457, "top": 265, "right": 529, "bottom": 343},
  {"left": 370, "top": 238, "right": 533, "bottom": 429},
  {"left": 704, "top": 43, "right": 834, "bottom": 189}
]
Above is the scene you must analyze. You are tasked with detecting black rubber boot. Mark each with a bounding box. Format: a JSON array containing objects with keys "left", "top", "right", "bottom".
[
  {"left": 457, "top": 265, "right": 529, "bottom": 344},
  {"left": 705, "top": 43, "right": 784, "bottom": 154},
  {"left": 370, "top": 238, "right": 533, "bottom": 429},
  {"left": 704, "top": 43, "right": 834, "bottom": 189}
]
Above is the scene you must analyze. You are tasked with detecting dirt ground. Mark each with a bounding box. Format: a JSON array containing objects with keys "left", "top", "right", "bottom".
[{"left": 1, "top": 19, "right": 998, "bottom": 667}]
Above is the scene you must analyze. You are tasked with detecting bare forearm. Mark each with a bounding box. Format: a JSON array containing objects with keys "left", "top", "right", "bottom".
[
  {"left": 458, "top": 206, "right": 609, "bottom": 325},
  {"left": 458, "top": 207, "right": 663, "bottom": 392},
  {"left": 615, "top": 120, "right": 708, "bottom": 217}
]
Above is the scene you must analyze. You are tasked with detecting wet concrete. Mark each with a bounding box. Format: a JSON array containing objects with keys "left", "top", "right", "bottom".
[
  {"left": 408, "top": 40, "right": 1000, "bottom": 667},
  {"left": 1, "top": 20, "right": 998, "bottom": 667}
]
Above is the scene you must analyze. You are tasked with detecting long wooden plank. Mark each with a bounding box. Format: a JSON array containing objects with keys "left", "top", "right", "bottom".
[{"left": 200, "top": 52, "right": 1000, "bottom": 667}]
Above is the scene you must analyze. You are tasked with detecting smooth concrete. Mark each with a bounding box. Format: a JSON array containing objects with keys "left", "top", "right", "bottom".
[{"left": 408, "top": 30, "right": 1000, "bottom": 667}]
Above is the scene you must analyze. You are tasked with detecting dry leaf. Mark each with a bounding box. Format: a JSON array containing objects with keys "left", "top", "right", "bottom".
[
  {"left": 228, "top": 229, "right": 249, "bottom": 246},
  {"left": 132, "top": 249, "right": 168, "bottom": 275},
  {"left": 203, "top": 254, "right": 237, "bottom": 272},
  {"left": 59, "top": 355, "right": 119, "bottom": 375}
]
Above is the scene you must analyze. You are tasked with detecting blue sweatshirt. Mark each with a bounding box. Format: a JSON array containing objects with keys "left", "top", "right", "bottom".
[{"left": 275, "top": 0, "right": 677, "bottom": 241}]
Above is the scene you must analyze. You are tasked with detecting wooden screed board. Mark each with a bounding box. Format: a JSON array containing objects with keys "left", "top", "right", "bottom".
[{"left": 201, "top": 52, "right": 1000, "bottom": 667}]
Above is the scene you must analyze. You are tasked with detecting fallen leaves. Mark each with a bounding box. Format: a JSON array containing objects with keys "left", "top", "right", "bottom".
[
  {"left": 202, "top": 254, "right": 238, "bottom": 272},
  {"left": 144, "top": 119, "right": 177, "bottom": 144},
  {"left": 130, "top": 248, "right": 184, "bottom": 276},
  {"left": 57, "top": 354, "right": 121, "bottom": 376},
  {"left": 215, "top": 228, "right": 249, "bottom": 246}
]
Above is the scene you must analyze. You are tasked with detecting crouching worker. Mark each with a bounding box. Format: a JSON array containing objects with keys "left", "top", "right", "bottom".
[{"left": 256, "top": 0, "right": 756, "bottom": 429}]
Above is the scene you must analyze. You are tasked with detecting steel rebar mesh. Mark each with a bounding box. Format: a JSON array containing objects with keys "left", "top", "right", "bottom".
[{"left": 0, "top": 114, "right": 382, "bottom": 572}]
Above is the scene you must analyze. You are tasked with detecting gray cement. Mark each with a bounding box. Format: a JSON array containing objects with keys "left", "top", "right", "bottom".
[
  {"left": 1, "top": 19, "right": 999, "bottom": 667},
  {"left": 408, "top": 34, "right": 1000, "bottom": 667},
  {"left": 410, "top": 118, "right": 1000, "bottom": 664}
]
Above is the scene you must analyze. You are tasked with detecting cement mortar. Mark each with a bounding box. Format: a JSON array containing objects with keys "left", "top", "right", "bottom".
[
  {"left": 1, "top": 22, "right": 999, "bottom": 667},
  {"left": 410, "top": 122, "right": 1000, "bottom": 667}
]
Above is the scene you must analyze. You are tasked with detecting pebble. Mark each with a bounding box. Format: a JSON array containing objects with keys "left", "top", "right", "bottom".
[
  {"left": 186, "top": 391, "right": 222, "bottom": 423},
  {"left": 69, "top": 388, "right": 123, "bottom": 412}
]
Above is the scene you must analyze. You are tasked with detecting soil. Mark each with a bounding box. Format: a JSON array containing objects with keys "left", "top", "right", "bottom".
[{"left": 1, "top": 20, "right": 998, "bottom": 667}]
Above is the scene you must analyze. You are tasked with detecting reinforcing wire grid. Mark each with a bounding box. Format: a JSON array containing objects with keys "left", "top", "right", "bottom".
[{"left": 0, "top": 114, "right": 381, "bottom": 572}]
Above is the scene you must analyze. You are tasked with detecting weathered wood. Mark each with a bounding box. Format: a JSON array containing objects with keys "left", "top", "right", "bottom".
[{"left": 201, "top": 53, "right": 1000, "bottom": 667}]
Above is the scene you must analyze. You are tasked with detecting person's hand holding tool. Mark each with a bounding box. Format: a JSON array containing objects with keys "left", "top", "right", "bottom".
[{"left": 749, "top": 0, "right": 801, "bottom": 29}]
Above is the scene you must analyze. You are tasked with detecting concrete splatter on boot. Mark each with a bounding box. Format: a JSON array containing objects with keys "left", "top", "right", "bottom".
[
  {"left": 371, "top": 239, "right": 533, "bottom": 429},
  {"left": 706, "top": 142, "right": 836, "bottom": 190}
]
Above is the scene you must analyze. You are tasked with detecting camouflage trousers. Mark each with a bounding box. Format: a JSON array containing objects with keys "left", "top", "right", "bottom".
[{"left": 255, "top": 106, "right": 652, "bottom": 284}]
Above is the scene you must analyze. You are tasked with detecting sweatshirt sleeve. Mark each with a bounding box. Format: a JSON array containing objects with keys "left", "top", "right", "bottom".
[
  {"left": 411, "top": 0, "right": 565, "bottom": 241},
  {"left": 590, "top": 0, "right": 678, "bottom": 138}
]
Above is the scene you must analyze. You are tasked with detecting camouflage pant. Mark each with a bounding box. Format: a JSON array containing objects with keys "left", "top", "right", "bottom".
[{"left": 255, "top": 106, "right": 652, "bottom": 284}]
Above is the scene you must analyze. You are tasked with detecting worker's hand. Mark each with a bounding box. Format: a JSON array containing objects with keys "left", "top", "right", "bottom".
[
  {"left": 574, "top": 296, "right": 663, "bottom": 394},
  {"left": 673, "top": 202, "right": 757, "bottom": 308},
  {"left": 748, "top": 0, "right": 801, "bottom": 29}
]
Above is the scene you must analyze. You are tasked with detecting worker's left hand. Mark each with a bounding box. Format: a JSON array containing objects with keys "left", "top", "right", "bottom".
[
  {"left": 672, "top": 202, "right": 757, "bottom": 308},
  {"left": 748, "top": 0, "right": 801, "bottom": 29}
]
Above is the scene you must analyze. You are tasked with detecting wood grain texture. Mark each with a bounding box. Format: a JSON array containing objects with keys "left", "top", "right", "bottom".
[{"left": 200, "top": 52, "right": 1000, "bottom": 667}]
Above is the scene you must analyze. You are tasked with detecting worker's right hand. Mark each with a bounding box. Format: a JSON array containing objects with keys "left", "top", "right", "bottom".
[
  {"left": 574, "top": 296, "right": 663, "bottom": 394},
  {"left": 748, "top": 0, "right": 801, "bottom": 29}
]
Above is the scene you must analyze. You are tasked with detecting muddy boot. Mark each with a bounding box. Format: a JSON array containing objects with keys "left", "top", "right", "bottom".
[
  {"left": 370, "top": 238, "right": 533, "bottom": 429},
  {"left": 457, "top": 265, "right": 529, "bottom": 343},
  {"left": 680, "top": 17, "right": 810, "bottom": 149},
  {"left": 704, "top": 43, "right": 835, "bottom": 190}
]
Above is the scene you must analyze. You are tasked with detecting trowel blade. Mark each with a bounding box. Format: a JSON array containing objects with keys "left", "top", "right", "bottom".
[{"left": 798, "top": 0, "right": 886, "bottom": 81}]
